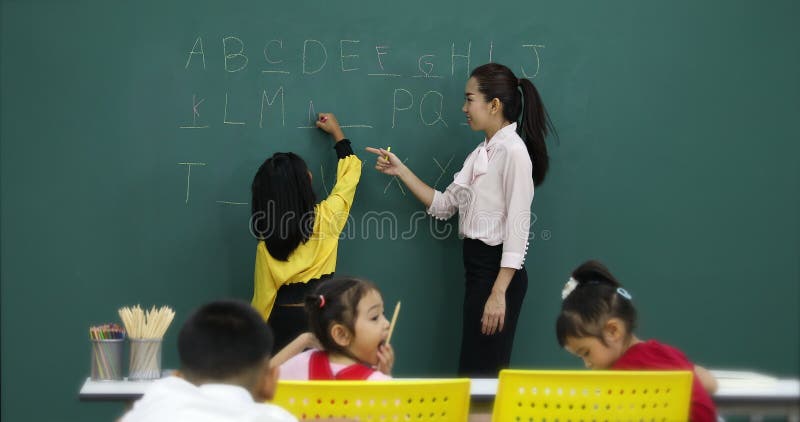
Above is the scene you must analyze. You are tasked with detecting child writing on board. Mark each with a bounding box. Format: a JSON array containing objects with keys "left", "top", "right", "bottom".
[
  {"left": 273, "top": 277, "right": 395, "bottom": 380},
  {"left": 120, "top": 300, "right": 297, "bottom": 422},
  {"left": 556, "top": 260, "right": 718, "bottom": 422},
  {"left": 251, "top": 113, "right": 362, "bottom": 353}
]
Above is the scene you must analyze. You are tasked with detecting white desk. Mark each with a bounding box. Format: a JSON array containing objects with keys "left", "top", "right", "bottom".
[
  {"left": 80, "top": 372, "right": 800, "bottom": 421},
  {"left": 704, "top": 370, "right": 800, "bottom": 422}
]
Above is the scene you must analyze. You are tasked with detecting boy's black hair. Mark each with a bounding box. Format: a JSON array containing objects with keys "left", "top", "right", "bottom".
[
  {"left": 178, "top": 300, "right": 273, "bottom": 379},
  {"left": 304, "top": 277, "right": 379, "bottom": 357},
  {"left": 251, "top": 152, "right": 317, "bottom": 261},
  {"left": 555, "top": 260, "right": 638, "bottom": 347}
]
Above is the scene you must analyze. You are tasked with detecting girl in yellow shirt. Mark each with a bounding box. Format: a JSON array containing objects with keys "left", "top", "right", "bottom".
[{"left": 251, "top": 113, "right": 362, "bottom": 352}]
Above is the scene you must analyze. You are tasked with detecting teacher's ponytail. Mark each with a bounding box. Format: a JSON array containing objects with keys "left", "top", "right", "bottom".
[{"left": 518, "top": 77, "right": 553, "bottom": 187}]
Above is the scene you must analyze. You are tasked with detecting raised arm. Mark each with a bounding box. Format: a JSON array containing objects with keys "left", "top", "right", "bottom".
[
  {"left": 316, "top": 113, "right": 362, "bottom": 235},
  {"left": 270, "top": 332, "right": 320, "bottom": 368}
]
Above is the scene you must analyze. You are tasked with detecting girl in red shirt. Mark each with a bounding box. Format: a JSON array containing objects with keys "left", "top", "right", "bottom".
[{"left": 556, "top": 260, "right": 718, "bottom": 422}]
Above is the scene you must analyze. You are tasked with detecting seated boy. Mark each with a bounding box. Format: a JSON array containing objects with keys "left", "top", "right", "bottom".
[{"left": 120, "top": 300, "right": 297, "bottom": 422}]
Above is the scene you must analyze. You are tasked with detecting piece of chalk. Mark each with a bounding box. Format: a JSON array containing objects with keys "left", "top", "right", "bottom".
[
  {"left": 385, "top": 146, "right": 391, "bottom": 162},
  {"left": 320, "top": 115, "right": 328, "bottom": 122}
]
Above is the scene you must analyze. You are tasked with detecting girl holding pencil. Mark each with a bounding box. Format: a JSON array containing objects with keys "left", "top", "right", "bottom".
[
  {"left": 366, "top": 63, "right": 554, "bottom": 376},
  {"left": 251, "top": 113, "right": 362, "bottom": 353},
  {"left": 274, "top": 277, "right": 395, "bottom": 380}
]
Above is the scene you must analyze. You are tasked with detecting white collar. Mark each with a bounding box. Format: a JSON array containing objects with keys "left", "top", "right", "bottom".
[
  {"left": 484, "top": 122, "right": 517, "bottom": 149},
  {"left": 453, "top": 122, "right": 517, "bottom": 186}
]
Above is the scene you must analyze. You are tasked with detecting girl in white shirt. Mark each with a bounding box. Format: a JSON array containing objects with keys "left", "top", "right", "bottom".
[{"left": 366, "top": 63, "right": 554, "bottom": 376}]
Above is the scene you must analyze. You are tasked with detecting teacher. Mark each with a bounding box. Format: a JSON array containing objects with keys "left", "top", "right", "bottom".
[{"left": 366, "top": 63, "right": 554, "bottom": 376}]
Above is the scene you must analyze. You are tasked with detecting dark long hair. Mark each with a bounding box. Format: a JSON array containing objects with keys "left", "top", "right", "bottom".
[
  {"left": 555, "top": 260, "right": 638, "bottom": 347},
  {"left": 251, "top": 152, "right": 316, "bottom": 261},
  {"left": 470, "top": 63, "right": 555, "bottom": 187}
]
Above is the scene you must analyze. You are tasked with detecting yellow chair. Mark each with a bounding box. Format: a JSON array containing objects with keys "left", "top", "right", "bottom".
[
  {"left": 492, "top": 370, "right": 693, "bottom": 422},
  {"left": 273, "top": 379, "right": 471, "bottom": 421}
]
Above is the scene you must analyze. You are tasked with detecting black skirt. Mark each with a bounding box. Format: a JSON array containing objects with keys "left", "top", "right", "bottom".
[
  {"left": 458, "top": 238, "right": 528, "bottom": 376},
  {"left": 267, "top": 274, "right": 332, "bottom": 353}
]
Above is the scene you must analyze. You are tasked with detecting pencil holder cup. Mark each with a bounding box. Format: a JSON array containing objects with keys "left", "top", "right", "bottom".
[
  {"left": 128, "top": 339, "right": 162, "bottom": 380},
  {"left": 90, "top": 339, "right": 124, "bottom": 381}
]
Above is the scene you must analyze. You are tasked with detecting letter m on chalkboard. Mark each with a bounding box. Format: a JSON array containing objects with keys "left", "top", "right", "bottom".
[{"left": 260, "top": 87, "right": 285, "bottom": 128}]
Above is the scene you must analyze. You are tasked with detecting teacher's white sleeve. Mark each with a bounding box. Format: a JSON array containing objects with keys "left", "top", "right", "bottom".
[
  {"left": 427, "top": 181, "right": 461, "bottom": 220},
  {"left": 500, "top": 152, "right": 534, "bottom": 269}
]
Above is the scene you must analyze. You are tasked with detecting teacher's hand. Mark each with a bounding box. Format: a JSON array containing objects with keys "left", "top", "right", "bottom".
[
  {"left": 365, "top": 147, "right": 404, "bottom": 176},
  {"left": 481, "top": 291, "right": 506, "bottom": 335}
]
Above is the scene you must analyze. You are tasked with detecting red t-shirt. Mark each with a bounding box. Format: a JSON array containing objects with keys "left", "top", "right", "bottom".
[{"left": 612, "top": 340, "right": 717, "bottom": 422}]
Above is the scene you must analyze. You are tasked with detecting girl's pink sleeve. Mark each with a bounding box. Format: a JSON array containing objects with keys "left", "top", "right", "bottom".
[
  {"left": 279, "top": 349, "right": 315, "bottom": 380},
  {"left": 367, "top": 371, "right": 393, "bottom": 380}
]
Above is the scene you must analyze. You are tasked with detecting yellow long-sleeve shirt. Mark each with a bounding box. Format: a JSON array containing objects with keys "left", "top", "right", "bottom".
[{"left": 251, "top": 154, "right": 362, "bottom": 320}]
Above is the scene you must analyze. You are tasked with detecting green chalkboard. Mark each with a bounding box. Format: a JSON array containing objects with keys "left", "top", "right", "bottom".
[{"left": 2, "top": 1, "right": 798, "bottom": 421}]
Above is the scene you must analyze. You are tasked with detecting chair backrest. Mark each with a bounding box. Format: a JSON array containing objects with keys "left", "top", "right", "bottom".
[
  {"left": 273, "top": 379, "right": 471, "bottom": 421},
  {"left": 492, "top": 370, "right": 693, "bottom": 422}
]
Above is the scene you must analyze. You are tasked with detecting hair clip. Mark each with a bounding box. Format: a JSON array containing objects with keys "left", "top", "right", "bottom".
[
  {"left": 616, "top": 287, "right": 632, "bottom": 300},
  {"left": 319, "top": 295, "right": 326, "bottom": 308},
  {"left": 561, "top": 277, "right": 579, "bottom": 300}
]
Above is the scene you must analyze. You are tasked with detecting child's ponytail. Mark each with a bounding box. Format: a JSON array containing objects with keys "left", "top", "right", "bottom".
[
  {"left": 304, "top": 278, "right": 378, "bottom": 356},
  {"left": 556, "top": 260, "right": 638, "bottom": 347},
  {"left": 571, "top": 260, "right": 621, "bottom": 288}
]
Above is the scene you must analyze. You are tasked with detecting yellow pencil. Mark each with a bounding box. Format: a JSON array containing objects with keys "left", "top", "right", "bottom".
[{"left": 386, "top": 301, "right": 401, "bottom": 345}]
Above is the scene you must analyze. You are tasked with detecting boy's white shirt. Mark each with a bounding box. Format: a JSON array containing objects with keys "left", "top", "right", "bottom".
[{"left": 120, "top": 376, "right": 297, "bottom": 422}]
